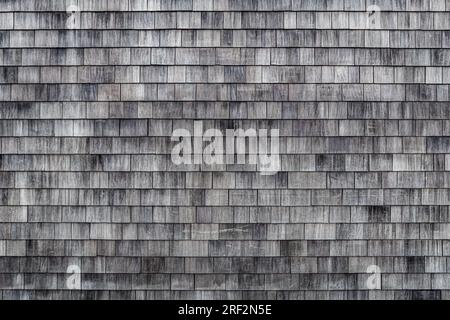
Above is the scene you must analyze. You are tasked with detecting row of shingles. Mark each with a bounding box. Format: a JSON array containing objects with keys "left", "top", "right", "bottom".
[
  {"left": 7, "top": 170, "right": 450, "bottom": 189},
  {"left": 0, "top": 289, "right": 448, "bottom": 300},
  {"left": 4, "top": 170, "right": 450, "bottom": 186},
  {"left": 4, "top": 30, "right": 450, "bottom": 48},
  {"left": 0, "top": 153, "right": 445, "bottom": 174},
  {"left": 2, "top": 222, "right": 450, "bottom": 241},
  {"left": 0, "top": 153, "right": 443, "bottom": 171},
  {"left": 2, "top": 101, "right": 450, "bottom": 120},
  {"left": 0, "top": 239, "right": 449, "bottom": 256},
  {"left": 0, "top": 249, "right": 448, "bottom": 279},
  {"left": 7, "top": 11, "right": 450, "bottom": 30},
  {"left": 4, "top": 48, "right": 450, "bottom": 66},
  {"left": 1, "top": 0, "right": 449, "bottom": 12},
  {"left": 3, "top": 83, "right": 450, "bottom": 101},
  {"left": 3, "top": 205, "right": 449, "bottom": 223},
  {"left": 0, "top": 273, "right": 449, "bottom": 291},
  {"left": 1, "top": 119, "right": 450, "bottom": 135},
  {"left": 7, "top": 188, "right": 450, "bottom": 205},
  {"left": 0, "top": 188, "right": 380, "bottom": 206},
  {"left": 4, "top": 65, "right": 450, "bottom": 84},
  {"left": 2, "top": 267, "right": 450, "bottom": 293},
  {"left": 0, "top": 255, "right": 445, "bottom": 273}
]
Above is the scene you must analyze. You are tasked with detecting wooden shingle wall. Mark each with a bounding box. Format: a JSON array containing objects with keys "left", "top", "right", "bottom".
[{"left": 1, "top": 0, "right": 450, "bottom": 300}]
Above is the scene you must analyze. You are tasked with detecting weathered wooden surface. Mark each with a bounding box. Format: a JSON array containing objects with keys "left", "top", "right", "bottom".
[{"left": 1, "top": 0, "right": 450, "bottom": 300}]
